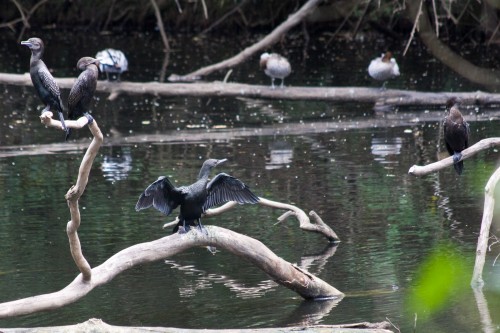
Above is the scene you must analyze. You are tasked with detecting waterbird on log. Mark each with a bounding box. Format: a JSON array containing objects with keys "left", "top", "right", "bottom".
[
  {"left": 260, "top": 53, "right": 291, "bottom": 89},
  {"left": 135, "top": 158, "right": 260, "bottom": 233},
  {"left": 66, "top": 57, "right": 99, "bottom": 140},
  {"left": 20, "top": 37, "right": 69, "bottom": 138},
  {"left": 443, "top": 97, "right": 470, "bottom": 175},
  {"left": 368, "top": 52, "right": 400, "bottom": 87},
  {"left": 95, "top": 48, "right": 128, "bottom": 81}
]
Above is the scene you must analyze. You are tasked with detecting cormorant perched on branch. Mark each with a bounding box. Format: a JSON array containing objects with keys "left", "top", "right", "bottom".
[
  {"left": 135, "top": 159, "right": 260, "bottom": 233},
  {"left": 443, "top": 97, "right": 470, "bottom": 175},
  {"left": 66, "top": 57, "right": 99, "bottom": 140},
  {"left": 260, "top": 53, "right": 291, "bottom": 89},
  {"left": 20, "top": 37, "right": 69, "bottom": 137}
]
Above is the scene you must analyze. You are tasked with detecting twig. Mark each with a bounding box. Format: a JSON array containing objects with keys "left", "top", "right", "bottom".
[
  {"left": 9, "top": 0, "right": 29, "bottom": 29},
  {"left": 149, "top": 0, "right": 170, "bottom": 53},
  {"left": 403, "top": 0, "right": 423, "bottom": 56},
  {"left": 200, "top": 0, "right": 250, "bottom": 35},
  {"left": 174, "top": 0, "right": 182, "bottom": 13},
  {"left": 352, "top": 0, "right": 372, "bottom": 40},
  {"left": 200, "top": 0, "right": 208, "bottom": 20},
  {"left": 431, "top": 0, "right": 439, "bottom": 38}
]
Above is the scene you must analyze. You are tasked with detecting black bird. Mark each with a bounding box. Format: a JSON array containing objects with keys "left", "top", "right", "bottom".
[
  {"left": 20, "top": 37, "right": 69, "bottom": 137},
  {"left": 443, "top": 97, "right": 470, "bottom": 175},
  {"left": 135, "top": 159, "right": 260, "bottom": 233},
  {"left": 66, "top": 57, "right": 99, "bottom": 140}
]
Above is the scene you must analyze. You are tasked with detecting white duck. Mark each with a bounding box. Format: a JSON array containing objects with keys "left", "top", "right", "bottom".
[
  {"left": 368, "top": 52, "right": 399, "bottom": 85},
  {"left": 260, "top": 52, "right": 291, "bottom": 89},
  {"left": 95, "top": 48, "right": 128, "bottom": 81}
]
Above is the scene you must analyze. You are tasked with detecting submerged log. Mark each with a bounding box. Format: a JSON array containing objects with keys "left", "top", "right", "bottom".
[
  {"left": 2, "top": 72, "right": 500, "bottom": 105},
  {"left": 0, "top": 318, "right": 394, "bottom": 333}
]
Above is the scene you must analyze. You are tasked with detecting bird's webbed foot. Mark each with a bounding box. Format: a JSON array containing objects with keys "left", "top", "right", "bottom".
[
  {"left": 84, "top": 113, "right": 94, "bottom": 125},
  {"left": 453, "top": 152, "right": 463, "bottom": 164},
  {"left": 40, "top": 106, "right": 52, "bottom": 117},
  {"left": 196, "top": 219, "right": 208, "bottom": 236}
]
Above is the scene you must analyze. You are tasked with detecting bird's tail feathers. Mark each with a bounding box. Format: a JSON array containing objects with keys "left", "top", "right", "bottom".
[{"left": 454, "top": 160, "right": 464, "bottom": 175}]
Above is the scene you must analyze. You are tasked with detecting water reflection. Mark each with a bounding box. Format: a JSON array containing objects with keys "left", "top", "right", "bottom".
[
  {"left": 266, "top": 141, "right": 293, "bottom": 170},
  {"left": 165, "top": 260, "right": 278, "bottom": 299},
  {"left": 100, "top": 146, "right": 133, "bottom": 182},
  {"left": 371, "top": 137, "right": 403, "bottom": 169}
]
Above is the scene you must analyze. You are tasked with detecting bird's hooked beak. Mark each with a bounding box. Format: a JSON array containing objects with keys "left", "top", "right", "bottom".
[
  {"left": 216, "top": 158, "right": 228, "bottom": 166},
  {"left": 20, "top": 40, "right": 33, "bottom": 48}
]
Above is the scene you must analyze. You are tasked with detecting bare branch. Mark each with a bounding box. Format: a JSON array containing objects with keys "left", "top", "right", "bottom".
[
  {"left": 0, "top": 226, "right": 343, "bottom": 318},
  {"left": 472, "top": 165, "right": 500, "bottom": 288},
  {"left": 408, "top": 138, "right": 500, "bottom": 177},
  {"left": 149, "top": 0, "right": 170, "bottom": 53},
  {"left": 66, "top": 121, "right": 103, "bottom": 280},
  {"left": 193, "top": 197, "right": 340, "bottom": 242},
  {"left": 403, "top": 0, "right": 423, "bottom": 56}
]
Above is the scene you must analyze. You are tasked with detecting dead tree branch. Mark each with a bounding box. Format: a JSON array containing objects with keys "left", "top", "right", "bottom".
[
  {"left": 3, "top": 72, "right": 500, "bottom": 105},
  {"left": 65, "top": 121, "right": 103, "bottom": 280},
  {"left": 164, "top": 197, "right": 340, "bottom": 242},
  {"left": 471, "top": 165, "right": 500, "bottom": 288},
  {"left": 149, "top": 0, "right": 170, "bottom": 53},
  {"left": 0, "top": 318, "right": 394, "bottom": 333},
  {"left": 0, "top": 226, "right": 343, "bottom": 318},
  {"left": 408, "top": 138, "right": 500, "bottom": 176},
  {"left": 168, "top": 0, "right": 323, "bottom": 81}
]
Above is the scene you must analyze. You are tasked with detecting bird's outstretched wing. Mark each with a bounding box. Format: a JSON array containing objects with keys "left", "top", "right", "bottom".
[
  {"left": 135, "top": 176, "right": 183, "bottom": 215},
  {"left": 204, "top": 173, "right": 260, "bottom": 211}
]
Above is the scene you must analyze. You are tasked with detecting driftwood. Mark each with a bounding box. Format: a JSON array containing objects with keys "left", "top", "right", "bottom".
[
  {"left": 0, "top": 225, "right": 343, "bottom": 319},
  {"left": 0, "top": 318, "right": 394, "bottom": 333},
  {"left": 168, "top": 0, "right": 323, "bottom": 82},
  {"left": 408, "top": 138, "right": 500, "bottom": 177},
  {"left": 3, "top": 72, "right": 500, "bottom": 105},
  {"left": 471, "top": 165, "right": 500, "bottom": 288},
  {"left": 165, "top": 197, "right": 341, "bottom": 242},
  {"left": 408, "top": 137, "right": 500, "bottom": 288}
]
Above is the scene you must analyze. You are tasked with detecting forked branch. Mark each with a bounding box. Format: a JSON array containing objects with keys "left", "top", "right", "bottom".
[{"left": 164, "top": 197, "right": 340, "bottom": 242}]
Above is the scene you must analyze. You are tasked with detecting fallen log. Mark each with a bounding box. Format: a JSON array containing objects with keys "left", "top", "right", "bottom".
[
  {"left": 2, "top": 72, "right": 500, "bottom": 105},
  {"left": 0, "top": 318, "right": 394, "bottom": 333}
]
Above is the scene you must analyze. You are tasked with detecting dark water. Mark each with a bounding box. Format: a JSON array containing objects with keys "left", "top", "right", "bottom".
[{"left": 1, "top": 31, "right": 500, "bottom": 332}]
